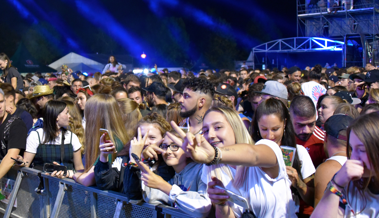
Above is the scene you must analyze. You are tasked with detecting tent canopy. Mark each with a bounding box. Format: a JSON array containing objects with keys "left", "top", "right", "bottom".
[
  {"left": 10, "top": 43, "right": 56, "bottom": 73},
  {"left": 49, "top": 52, "right": 104, "bottom": 72}
]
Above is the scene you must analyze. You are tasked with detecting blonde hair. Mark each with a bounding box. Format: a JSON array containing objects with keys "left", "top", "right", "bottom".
[
  {"left": 84, "top": 94, "right": 129, "bottom": 171},
  {"left": 117, "top": 98, "right": 142, "bottom": 139},
  {"left": 166, "top": 103, "right": 184, "bottom": 125},
  {"left": 61, "top": 99, "right": 85, "bottom": 154},
  {"left": 204, "top": 106, "right": 254, "bottom": 189},
  {"left": 368, "top": 88, "right": 379, "bottom": 104},
  {"left": 212, "top": 94, "right": 234, "bottom": 109}
]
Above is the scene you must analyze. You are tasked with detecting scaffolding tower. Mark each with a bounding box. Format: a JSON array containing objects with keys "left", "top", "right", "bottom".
[{"left": 297, "top": 0, "right": 379, "bottom": 67}]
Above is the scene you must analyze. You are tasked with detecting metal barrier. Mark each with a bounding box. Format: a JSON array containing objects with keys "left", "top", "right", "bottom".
[{"left": 0, "top": 167, "right": 193, "bottom": 218}]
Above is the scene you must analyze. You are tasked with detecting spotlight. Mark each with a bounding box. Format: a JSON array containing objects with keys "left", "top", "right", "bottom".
[{"left": 141, "top": 52, "right": 146, "bottom": 59}]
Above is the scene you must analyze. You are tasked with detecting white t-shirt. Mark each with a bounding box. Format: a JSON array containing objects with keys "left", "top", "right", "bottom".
[
  {"left": 343, "top": 182, "right": 379, "bottom": 217},
  {"left": 301, "top": 81, "right": 326, "bottom": 108},
  {"left": 233, "top": 139, "right": 296, "bottom": 218},
  {"left": 26, "top": 128, "right": 82, "bottom": 154}
]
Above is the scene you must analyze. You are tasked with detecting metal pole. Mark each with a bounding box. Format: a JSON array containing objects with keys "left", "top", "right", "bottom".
[
  {"left": 297, "top": 0, "right": 299, "bottom": 37},
  {"left": 50, "top": 182, "right": 67, "bottom": 218},
  {"left": 3, "top": 171, "right": 24, "bottom": 218}
]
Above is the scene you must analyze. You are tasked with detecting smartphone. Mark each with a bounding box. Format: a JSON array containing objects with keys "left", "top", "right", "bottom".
[
  {"left": 215, "top": 186, "right": 250, "bottom": 210},
  {"left": 99, "top": 128, "right": 111, "bottom": 141},
  {"left": 43, "top": 163, "right": 67, "bottom": 176},
  {"left": 11, "top": 157, "right": 24, "bottom": 165}
]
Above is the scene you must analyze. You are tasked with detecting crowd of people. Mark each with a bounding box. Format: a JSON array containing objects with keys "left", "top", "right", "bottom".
[{"left": 0, "top": 52, "right": 378, "bottom": 217}]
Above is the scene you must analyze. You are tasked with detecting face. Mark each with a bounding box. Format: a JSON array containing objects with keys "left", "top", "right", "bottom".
[
  {"left": 161, "top": 135, "right": 187, "bottom": 167},
  {"left": 109, "top": 56, "right": 115, "bottom": 63},
  {"left": 125, "top": 81, "right": 140, "bottom": 91},
  {"left": 258, "top": 114, "right": 285, "bottom": 145},
  {"left": 0, "top": 60, "right": 8, "bottom": 70},
  {"left": 0, "top": 94, "right": 6, "bottom": 118},
  {"left": 71, "top": 81, "right": 83, "bottom": 94},
  {"left": 34, "top": 96, "right": 48, "bottom": 109},
  {"left": 128, "top": 91, "right": 143, "bottom": 104},
  {"left": 249, "top": 95, "right": 262, "bottom": 112},
  {"left": 61, "top": 74, "right": 68, "bottom": 81},
  {"left": 240, "top": 70, "right": 248, "bottom": 79},
  {"left": 180, "top": 88, "right": 199, "bottom": 118},
  {"left": 318, "top": 98, "right": 336, "bottom": 124},
  {"left": 327, "top": 89, "right": 336, "bottom": 96},
  {"left": 4, "top": 95, "right": 15, "bottom": 114},
  {"left": 76, "top": 92, "right": 87, "bottom": 111},
  {"left": 289, "top": 71, "right": 301, "bottom": 82},
  {"left": 349, "top": 130, "right": 371, "bottom": 177},
  {"left": 339, "top": 78, "right": 349, "bottom": 87},
  {"left": 202, "top": 111, "right": 236, "bottom": 148},
  {"left": 49, "top": 81, "right": 57, "bottom": 90},
  {"left": 370, "top": 82, "right": 379, "bottom": 89},
  {"left": 114, "top": 91, "right": 127, "bottom": 100},
  {"left": 139, "top": 123, "right": 163, "bottom": 147},
  {"left": 290, "top": 112, "right": 316, "bottom": 141},
  {"left": 57, "top": 107, "right": 71, "bottom": 129}
]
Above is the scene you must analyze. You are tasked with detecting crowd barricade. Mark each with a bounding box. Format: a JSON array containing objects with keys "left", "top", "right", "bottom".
[{"left": 0, "top": 166, "right": 193, "bottom": 218}]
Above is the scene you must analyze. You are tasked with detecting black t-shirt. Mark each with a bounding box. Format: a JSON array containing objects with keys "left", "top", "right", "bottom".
[
  {"left": 0, "top": 114, "right": 27, "bottom": 159},
  {"left": 5, "top": 67, "right": 24, "bottom": 91}
]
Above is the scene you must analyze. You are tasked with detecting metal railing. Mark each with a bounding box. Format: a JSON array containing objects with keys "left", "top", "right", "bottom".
[{"left": 0, "top": 166, "right": 193, "bottom": 218}]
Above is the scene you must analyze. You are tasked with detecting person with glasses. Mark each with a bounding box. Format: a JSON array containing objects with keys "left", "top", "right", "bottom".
[{"left": 137, "top": 130, "right": 211, "bottom": 218}]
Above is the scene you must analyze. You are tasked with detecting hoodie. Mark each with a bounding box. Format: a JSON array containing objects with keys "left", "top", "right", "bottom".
[{"left": 142, "top": 162, "right": 211, "bottom": 218}]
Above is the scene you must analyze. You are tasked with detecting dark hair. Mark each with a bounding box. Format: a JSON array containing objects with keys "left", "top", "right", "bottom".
[
  {"left": 53, "top": 86, "right": 75, "bottom": 99},
  {"left": 0, "top": 83, "right": 15, "bottom": 99},
  {"left": 16, "top": 98, "right": 38, "bottom": 119},
  {"left": 183, "top": 77, "right": 214, "bottom": 97},
  {"left": 331, "top": 86, "right": 348, "bottom": 92},
  {"left": 308, "top": 71, "right": 322, "bottom": 81},
  {"left": 71, "top": 79, "right": 83, "bottom": 87},
  {"left": 0, "top": 53, "right": 12, "bottom": 77},
  {"left": 251, "top": 98, "right": 302, "bottom": 179},
  {"left": 123, "top": 74, "right": 140, "bottom": 86},
  {"left": 313, "top": 64, "right": 322, "bottom": 74},
  {"left": 111, "top": 86, "right": 127, "bottom": 98},
  {"left": 108, "top": 55, "right": 118, "bottom": 67},
  {"left": 42, "top": 100, "right": 67, "bottom": 144},
  {"left": 290, "top": 95, "right": 316, "bottom": 118},
  {"left": 168, "top": 71, "right": 181, "bottom": 81},
  {"left": 247, "top": 83, "right": 264, "bottom": 99},
  {"left": 127, "top": 86, "right": 142, "bottom": 96},
  {"left": 151, "top": 104, "right": 168, "bottom": 118},
  {"left": 150, "top": 74, "right": 163, "bottom": 84}
]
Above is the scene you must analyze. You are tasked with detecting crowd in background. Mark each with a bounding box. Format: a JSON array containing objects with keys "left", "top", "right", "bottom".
[{"left": 0, "top": 52, "right": 378, "bottom": 218}]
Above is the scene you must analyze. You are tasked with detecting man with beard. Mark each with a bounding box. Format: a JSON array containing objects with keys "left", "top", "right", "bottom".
[
  {"left": 178, "top": 78, "right": 214, "bottom": 134},
  {"left": 143, "top": 81, "right": 168, "bottom": 109},
  {"left": 289, "top": 95, "right": 326, "bottom": 168}
]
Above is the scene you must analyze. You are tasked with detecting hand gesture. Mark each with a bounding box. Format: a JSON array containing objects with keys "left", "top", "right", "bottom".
[
  {"left": 167, "top": 121, "right": 215, "bottom": 164},
  {"left": 130, "top": 127, "right": 149, "bottom": 162},
  {"left": 138, "top": 160, "right": 167, "bottom": 190},
  {"left": 207, "top": 177, "right": 229, "bottom": 205},
  {"left": 334, "top": 160, "right": 364, "bottom": 188},
  {"left": 142, "top": 143, "right": 165, "bottom": 161}
]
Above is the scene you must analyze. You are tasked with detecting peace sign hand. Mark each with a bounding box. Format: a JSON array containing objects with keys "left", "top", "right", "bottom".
[{"left": 167, "top": 121, "right": 215, "bottom": 164}]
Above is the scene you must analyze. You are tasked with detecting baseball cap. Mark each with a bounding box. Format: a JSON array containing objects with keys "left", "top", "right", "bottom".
[
  {"left": 254, "top": 76, "right": 267, "bottom": 84},
  {"left": 288, "top": 66, "right": 301, "bottom": 75},
  {"left": 215, "top": 83, "right": 237, "bottom": 98},
  {"left": 324, "top": 114, "right": 353, "bottom": 140},
  {"left": 329, "top": 76, "right": 339, "bottom": 83},
  {"left": 334, "top": 91, "right": 361, "bottom": 105},
  {"left": 325, "top": 68, "right": 335, "bottom": 77},
  {"left": 364, "top": 69, "right": 379, "bottom": 83},
  {"left": 142, "top": 81, "right": 168, "bottom": 97},
  {"left": 349, "top": 74, "right": 365, "bottom": 81},
  {"left": 256, "top": 80, "right": 288, "bottom": 100},
  {"left": 170, "top": 79, "right": 186, "bottom": 93}
]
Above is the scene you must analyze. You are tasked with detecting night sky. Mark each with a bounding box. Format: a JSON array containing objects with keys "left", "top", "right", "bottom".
[{"left": 0, "top": 0, "right": 297, "bottom": 68}]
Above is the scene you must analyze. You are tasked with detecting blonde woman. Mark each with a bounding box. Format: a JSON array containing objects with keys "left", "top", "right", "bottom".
[
  {"left": 73, "top": 94, "right": 129, "bottom": 186},
  {"left": 116, "top": 98, "right": 142, "bottom": 140}
]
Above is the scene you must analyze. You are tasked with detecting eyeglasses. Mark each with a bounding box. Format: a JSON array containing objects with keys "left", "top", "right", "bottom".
[{"left": 159, "top": 143, "right": 180, "bottom": 151}]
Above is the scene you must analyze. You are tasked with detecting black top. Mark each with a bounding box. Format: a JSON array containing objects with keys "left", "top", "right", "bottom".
[
  {"left": 5, "top": 67, "right": 24, "bottom": 91},
  {"left": 0, "top": 114, "right": 27, "bottom": 159},
  {"left": 11, "top": 108, "right": 33, "bottom": 131}
]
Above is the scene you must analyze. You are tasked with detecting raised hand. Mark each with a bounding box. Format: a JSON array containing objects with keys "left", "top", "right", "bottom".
[
  {"left": 129, "top": 127, "right": 149, "bottom": 163},
  {"left": 137, "top": 160, "right": 172, "bottom": 194},
  {"left": 142, "top": 143, "right": 165, "bottom": 161}
]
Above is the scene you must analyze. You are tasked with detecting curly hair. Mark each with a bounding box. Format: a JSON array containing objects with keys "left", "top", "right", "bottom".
[
  {"left": 16, "top": 98, "right": 38, "bottom": 119},
  {"left": 182, "top": 77, "right": 214, "bottom": 97},
  {"left": 138, "top": 112, "right": 171, "bottom": 136}
]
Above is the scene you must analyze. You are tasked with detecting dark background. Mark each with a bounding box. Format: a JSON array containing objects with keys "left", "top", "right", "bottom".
[{"left": 0, "top": 0, "right": 297, "bottom": 69}]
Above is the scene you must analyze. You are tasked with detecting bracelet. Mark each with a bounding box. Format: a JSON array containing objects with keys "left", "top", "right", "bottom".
[
  {"left": 128, "top": 161, "right": 138, "bottom": 168},
  {"left": 328, "top": 181, "right": 347, "bottom": 204},
  {"left": 206, "top": 146, "right": 222, "bottom": 166},
  {"left": 331, "top": 173, "right": 344, "bottom": 189}
]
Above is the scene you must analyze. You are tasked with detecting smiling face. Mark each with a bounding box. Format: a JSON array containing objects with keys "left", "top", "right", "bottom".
[
  {"left": 258, "top": 114, "right": 285, "bottom": 146},
  {"left": 349, "top": 130, "right": 371, "bottom": 177},
  {"left": 0, "top": 60, "right": 8, "bottom": 70},
  {"left": 139, "top": 123, "right": 163, "bottom": 147},
  {"left": 202, "top": 111, "right": 236, "bottom": 147},
  {"left": 161, "top": 135, "right": 187, "bottom": 169}
]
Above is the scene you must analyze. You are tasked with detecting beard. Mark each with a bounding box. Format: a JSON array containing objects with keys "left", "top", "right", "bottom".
[
  {"left": 296, "top": 133, "right": 312, "bottom": 142},
  {"left": 180, "top": 104, "right": 197, "bottom": 118}
]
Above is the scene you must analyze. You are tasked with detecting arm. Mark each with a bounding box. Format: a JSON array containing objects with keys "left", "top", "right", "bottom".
[
  {"left": 23, "top": 151, "right": 36, "bottom": 167},
  {"left": 73, "top": 149, "right": 84, "bottom": 171},
  {"left": 293, "top": 174, "right": 315, "bottom": 207},
  {"left": 102, "top": 64, "right": 109, "bottom": 74},
  {"left": 311, "top": 186, "right": 344, "bottom": 218},
  {"left": 11, "top": 77, "right": 17, "bottom": 90},
  {"left": 314, "top": 161, "right": 341, "bottom": 207},
  {"left": 75, "top": 166, "right": 95, "bottom": 187},
  {"left": 0, "top": 149, "right": 21, "bottom": 179}
]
